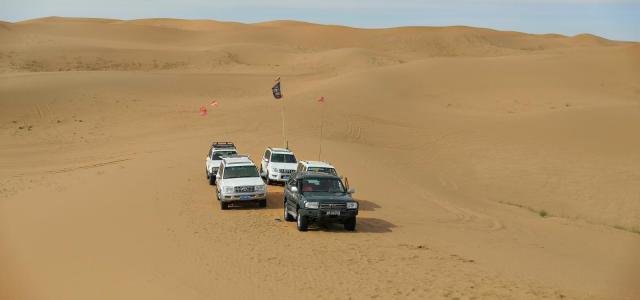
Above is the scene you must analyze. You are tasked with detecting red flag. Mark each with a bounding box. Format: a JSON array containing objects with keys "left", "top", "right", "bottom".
[
  {"left": 210, "top": 100, "right": 219, "bottom": 107},
  {"left": 199, "top": 105, "right": 208, "bottom": 116},
  {"left": 317, "top": 96, "right": 325, "bottom": 103}
]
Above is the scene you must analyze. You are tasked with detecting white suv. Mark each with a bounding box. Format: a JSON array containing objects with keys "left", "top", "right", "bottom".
[
  {"left": 260, "top": 147, "right": 297, "bottom": 185},
  {"left": 296, "top": 160, "right": 338, "bottom": 176},
  {"left": 205, "top": 142, "right": 237, "bottom": 185},
  {"left": 215, "top": 155, "right": 267, "bottom": 210}
]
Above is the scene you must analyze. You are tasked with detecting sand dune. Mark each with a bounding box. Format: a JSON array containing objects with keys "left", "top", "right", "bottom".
[{"left": 1, "top": 17, "right": 639, "bottom": 300}]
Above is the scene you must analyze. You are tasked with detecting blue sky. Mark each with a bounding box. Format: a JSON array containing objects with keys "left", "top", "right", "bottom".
[{"left": 1, "top": 0, "right": 638, "bottom": 41}]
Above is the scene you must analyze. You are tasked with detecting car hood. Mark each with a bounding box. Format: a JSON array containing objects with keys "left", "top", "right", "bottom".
[
  {"left": 302, "top": 192, "right": 354, "bottom": 202},
  {"left": 269, "top": 162, "right": 297, "bottom": 170},
  {"left": 222, "top": 177, "right": 265, "bottom": 187}
]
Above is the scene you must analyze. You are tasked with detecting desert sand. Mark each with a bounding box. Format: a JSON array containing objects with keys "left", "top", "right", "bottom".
[{"left": 1, "top": 17, "right": 639, "bottom": 299}]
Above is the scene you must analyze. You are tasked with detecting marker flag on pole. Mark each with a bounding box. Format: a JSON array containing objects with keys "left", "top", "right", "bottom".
[
  {"left": 272, "top": 79, "right": 282, "bottom": 99},
  {"left": 199, "top": 105, "right": 208, "bottom": 116},
  {"left": 210, "top": 100, "right": 219, "bottom": 107},
  {"left": 317, "top": 96, "right": 325, "bottom": 103}
]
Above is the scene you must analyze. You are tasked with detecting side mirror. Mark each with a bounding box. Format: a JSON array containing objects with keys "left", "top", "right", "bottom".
[
  {"left": 291, "top": 186, "right": 298, "bottom": 193},
  {"left": 347, "top": 188, "right": 356, "bottom": 194}
]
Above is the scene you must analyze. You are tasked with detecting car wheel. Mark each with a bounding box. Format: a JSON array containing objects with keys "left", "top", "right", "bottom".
[
  {"left": 259, "top": 199, "right": 267, "bottom": 208},
  {"left": 206, "top": 169, "right": 210, "bottom": 179},
  {"left": 220, "top": 201, "right": 229, "bottom": 210},
  {"left": 297, "top": 210, "right": 308, "bottom": 231},
  {"left": 216, "top": 190, "right": 221, "bottom": 201},
  {"left": 266, "top": 171, "right": 272, "bottom": 185},
  {"left": 344, "top": 217, "right": 356, "bottom": 231},
  {"left": 284, "top": 202, "right": 294, "bottom": 221}
]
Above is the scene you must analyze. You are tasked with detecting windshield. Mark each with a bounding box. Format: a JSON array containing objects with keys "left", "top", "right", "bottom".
[
  {"left": 301, "top": 178, "right": 345, "bottom": 193},
  {"left": 212, "top": 150, "right": 237, "bottom": 160},
  {"left": 307, "top": 167, "right": 337, "bottom": 176},
  {"left": 223, "top": 165, "right": 259, "bottom": 179},
  {"left": 271, "top": 153, "right": 297, "bottom": 163}
]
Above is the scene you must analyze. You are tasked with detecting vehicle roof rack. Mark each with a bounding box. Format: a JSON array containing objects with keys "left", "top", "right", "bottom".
[
  {"left": 212, "top": 142, "right": 236, "bottom": 148},
  {"left": 224, "top": 154, "right": 250, "bottom": 158}
]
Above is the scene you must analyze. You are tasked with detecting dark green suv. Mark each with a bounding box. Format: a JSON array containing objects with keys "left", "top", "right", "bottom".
[{"left": 283, "top": 172, "right": 358, "bottom": 231}]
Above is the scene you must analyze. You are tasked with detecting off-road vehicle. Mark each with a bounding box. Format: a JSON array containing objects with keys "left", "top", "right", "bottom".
[
  {"left": 215, "top": 155, "right": 267, "bottom": 210},
  {"left": 205, "top": 142, "right": 238, "bottom": 185},
  {"left": 283, "top": 172, "right": 358, "bottom": 231},
  {"left": 260, "top": 147, "right": 297, "bottom": 185},
  {"left": 296, "top": 160, "right": 338, "bottom": 176}
]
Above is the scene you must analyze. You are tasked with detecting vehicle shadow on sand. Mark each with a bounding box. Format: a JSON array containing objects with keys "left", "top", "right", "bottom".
[
  {"left": 356, "top": 199, "right": 381, "bottom": 211},
  {"left": 219, "top": 189, "right": 283, "bottom": 210},
  {"left": 305, "top": 217, "right": 396, "bottom": 233},
  {"left": 266, "top": 190, "right": 284, "bottom": 209}
]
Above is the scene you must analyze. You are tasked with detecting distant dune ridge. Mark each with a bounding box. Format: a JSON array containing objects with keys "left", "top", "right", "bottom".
[
  {"left": 1, "top": 17, "right": 639, "bottom": 300},
  {"left": 0, "top": 16, "right": 622, "bottom": 73}
]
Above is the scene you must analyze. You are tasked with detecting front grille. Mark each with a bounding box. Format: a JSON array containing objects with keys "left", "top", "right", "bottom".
[
  {"left": 279, "top": 169, "right": 295, "bottom": 174},
  {"left": 319, "top": 203, "right": 346, "bottom": 209},
  {"left": 234, "top": 186, "right": 255, "bottom": 193}
]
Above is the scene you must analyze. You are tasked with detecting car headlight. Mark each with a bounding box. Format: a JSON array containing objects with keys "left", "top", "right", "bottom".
[
  {"left": 223, "top": 186, "right": 234, "bottom": 193},
  {"left": 255, "top": 185, "right": 266, "bottom": 192},
  {"left": 305, "top": 202, "right": 319, "bottom": 209},
  {"left": 271, "top": 167, "right": 279, "bottom": 173},
  {"left": 347, "top": 202, "right": 358, "bottom": 209}
]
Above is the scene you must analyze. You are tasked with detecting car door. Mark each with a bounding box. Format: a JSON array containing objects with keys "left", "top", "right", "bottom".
[
  {"left": 261, "top": 150, "right": 271, "bottom": 176},
  {"left": 206, "top": 148, "right": 213, "bottom": 171},
  {"left": 216, "top": 165, "right": 224, "bottom": 191},
  {"left": 287, "top": 178, "right": 302, "bottom": 213}
]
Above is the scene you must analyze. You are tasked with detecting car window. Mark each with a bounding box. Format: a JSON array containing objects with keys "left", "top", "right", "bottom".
[
  {"left": 307, "top": 167, "right": 337, "bottom": 176},
  {"left": 212, "top": 150, "right": 237, "bottom": 160},
  {"left": 271, "top": 153, "right": 297, "bottom": 163},
  {"left": 301, "top": 178, "right": 344, "bottom": 193},
  {"left": 223, "top": 165, "right": 259, "bottom": 179}
]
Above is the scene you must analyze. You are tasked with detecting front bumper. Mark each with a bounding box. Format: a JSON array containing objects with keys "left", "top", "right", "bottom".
[
  {"left": 268, "top": 172, "right": 293, "bottom": 182},
  {"left": 220, "top": 192, "right": 266, "bottom": 202},
  {"left": 299, "top": 209, "right": 358, "bottom": 221}
]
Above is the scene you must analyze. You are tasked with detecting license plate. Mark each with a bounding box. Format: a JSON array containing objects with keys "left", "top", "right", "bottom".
[
  {"left": 282, "top": 175, "right": 289, "bottom": 179},
  {"left": 240, "top": 195, "right": 250, "bottom": 200},
  {"left": 326, "top": 210, "right": 340, "bottom": 216}
]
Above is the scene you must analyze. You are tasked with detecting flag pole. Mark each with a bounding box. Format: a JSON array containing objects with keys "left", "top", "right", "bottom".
[
  {"left": 318, "top": 101, "right": 325, "bottom": 160},
  {"left": 281, "top": 98, "right": 287, "bottom": 148}
]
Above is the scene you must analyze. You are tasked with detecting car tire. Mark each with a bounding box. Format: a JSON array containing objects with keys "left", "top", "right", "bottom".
[
  {"left": 220, "top": 201, "right": 229, "bottom": 210},
  {"left": 266, "top": 171, "right": 272, "bottom": 185},
  {"left": 216, "top": 190, "right": 221, "bottom": 201},
  {"left": 206, "top": 169, "right": 210, "bottom": 179},
  {"left": 344, "top": 217, "right": 356, "bottom": 231},
  {"left": 297, "top": 210, "right": 308, "bottom": 231},
  {"left": 284, "top": 202, "right": 294, "bottom": 221},
  {"left": 259, "top": 199, "right": 267, "bottom": 208}
]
